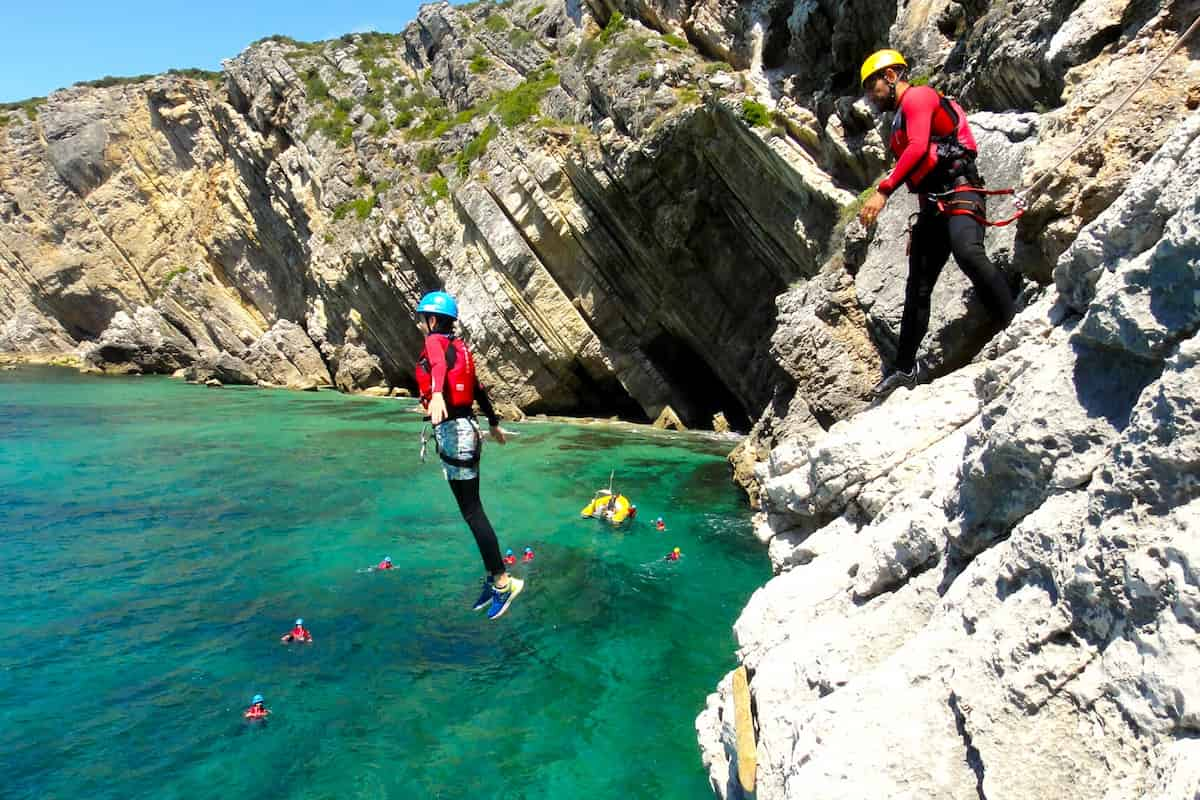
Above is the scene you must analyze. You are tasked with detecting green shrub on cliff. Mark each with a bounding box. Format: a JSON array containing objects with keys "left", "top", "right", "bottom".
[
  {"left": 425, "top": 174, "right": 449, "bottom": 206},
  {"left": 599, "top": 11, "right": 626, "bottom": 45},
  {"left": 508, "top": 28, "right": 534, "bottom": 48},
  {"left": 0, "top": 98, "right": 43, "bottom": 121},
  {"left": 369, "top": 117, "right": 390, "bottom": 137},
  {"left": 484, "top": 14, "right": 510, "bottom": 32},
  {"left": 740, "top": 99, "right": 770, "bottom": 128},
  {"left": 495, "top": 69, "right": 559, "bottom": 127},
  {"left": 469, "top": 52, "right": 493, "bottom": 74},
  {"left": 662, "top": 33, "right": 689, "bottom": 50},
  {"left": 456, "top": 123, "right": 498, "bottom": 176},
  {"left": 611, "top": 38, "right": 652, "bottom": 70},
  {"left": 333, "top": 193, "right": 378, "bottom": 222},
  {"left": 304, "top": 70, "right": 330, "bottom": 102},
  {"left": 0, "top": 114, "right": 10, "bottom": 127},
  {"left": 416, "top": 146, "right": 442, "bottom": 172},
  {"left": 527, "top": 5, "right": 545, "bottom": 19}
]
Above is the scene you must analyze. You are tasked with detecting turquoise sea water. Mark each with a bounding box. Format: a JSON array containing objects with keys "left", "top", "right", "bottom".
[{"left": 0, "top": 367, "right": 765, "bottom": 800}]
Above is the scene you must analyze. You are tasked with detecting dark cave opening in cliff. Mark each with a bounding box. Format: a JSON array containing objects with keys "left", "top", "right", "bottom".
[
  {"left": 643, "top": 332, "right": 751, "bottom": 432},
  {"left": 523, "top": 363, "right": 650, "bottom": 423}
]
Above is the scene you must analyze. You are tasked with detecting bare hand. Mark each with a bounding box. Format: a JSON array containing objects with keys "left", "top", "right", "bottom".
[
  {"left": 490, "top": 425, "right": 507, "bottom": 445},
  {"left": 428, "top": 392, "right": 447, "bottom": 425},
  {"left": 858, "top": 191, "right": 887, "bottom": 227}
]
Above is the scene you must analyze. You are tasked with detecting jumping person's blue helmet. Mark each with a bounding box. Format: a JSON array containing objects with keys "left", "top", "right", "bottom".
[
  {"left": 295, "top": 618, "right": 303, "bottom": 626},
  {"left": 252, "top": 694, "right": 264, "bottom": 704},
  {"left": 416, "top": 291, "right": 459, "bottom": 320}
]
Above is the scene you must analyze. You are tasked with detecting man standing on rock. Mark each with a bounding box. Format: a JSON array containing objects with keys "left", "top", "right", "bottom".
[{"left": 856, "top": 49, "right": 1016, "bottom": 398}]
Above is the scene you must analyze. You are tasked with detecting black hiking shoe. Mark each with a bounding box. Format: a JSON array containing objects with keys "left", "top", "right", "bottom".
[{"left": 871, "top": 361, "right": 925, "bottom": 400}]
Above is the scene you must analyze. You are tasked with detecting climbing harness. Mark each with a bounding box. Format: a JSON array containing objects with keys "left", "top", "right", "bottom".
[
  {"left": 419, "top": 419, "right": 482, "bottom": 468},
  {"left": 928, "top": 186, "right": 1026, "bottom": 227}
]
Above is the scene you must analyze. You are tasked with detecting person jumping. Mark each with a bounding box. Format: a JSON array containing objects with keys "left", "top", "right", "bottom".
[{"left": 414, "top": 291, "right": 523, "bottom": 620}]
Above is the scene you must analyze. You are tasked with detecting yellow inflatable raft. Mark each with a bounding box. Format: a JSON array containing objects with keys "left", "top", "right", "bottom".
[{"left": 580, "top": 490, "right": 637, "bottom": 525}]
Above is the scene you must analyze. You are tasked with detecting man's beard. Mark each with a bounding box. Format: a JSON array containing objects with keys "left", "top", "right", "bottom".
[{"left": 869, "top": 92, "right": 897, "bottom": 114}]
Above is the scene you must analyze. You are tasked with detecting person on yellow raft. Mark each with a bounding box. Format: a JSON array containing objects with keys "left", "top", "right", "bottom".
[
  {"left": 580, "top": 489, "right": 637, "bottom": 525},
  {"left": 856, "top": 49, "right": 1017, "bottom": 399}
]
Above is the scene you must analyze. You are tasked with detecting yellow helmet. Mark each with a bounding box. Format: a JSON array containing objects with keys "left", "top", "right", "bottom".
[{"left": 860, "top": 49, "right": 908, "bottom": 86}]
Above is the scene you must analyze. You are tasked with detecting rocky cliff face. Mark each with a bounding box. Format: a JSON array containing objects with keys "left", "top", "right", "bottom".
[
  {"left": 687, "top": 0, "right": 1200, "bottom": 795},
  {"left": 2, "top": 0, "right": 1199, "bottom": 794}
]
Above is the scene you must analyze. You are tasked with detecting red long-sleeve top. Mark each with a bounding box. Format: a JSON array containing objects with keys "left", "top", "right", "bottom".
[
  {"left": 879, "top": 85, "right": 975, "bottom": 195},
  {"left": 423, "top": 334, "right": 499, "bottom": 426}
]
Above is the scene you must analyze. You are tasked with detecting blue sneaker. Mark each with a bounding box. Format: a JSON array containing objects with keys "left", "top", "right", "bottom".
[
  {"left": 486, "top": 577, "right": 524, "bottom": 620},
  {"left": 471, "top": 576, "right": 494, "bottom": 611}
]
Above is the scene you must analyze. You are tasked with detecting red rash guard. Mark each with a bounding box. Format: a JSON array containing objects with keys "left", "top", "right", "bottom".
[
  {"left": 424, "top": 334, "right": 452, "bottom": 397},
  {"left": 879, "top": 85, "right": 974, "bottom": 196},
  {"left": 422, "top": 334, "right": 500, "bottom": 425},
  {"left": 290, "top": 626, "right": 310, "bottom": 639}
]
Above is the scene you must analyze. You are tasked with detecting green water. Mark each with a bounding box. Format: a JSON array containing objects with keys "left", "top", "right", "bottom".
[{"left": 0, "top": 367, "right": 765, "bottom": 800}]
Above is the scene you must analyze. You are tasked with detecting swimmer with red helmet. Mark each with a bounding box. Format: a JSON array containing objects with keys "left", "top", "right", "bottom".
[
  {"left": 244, "top": 694, "right": 270, "bottom": 720},
  {"left": 280, "top": 618, "right": 312, "bottom": 644}
]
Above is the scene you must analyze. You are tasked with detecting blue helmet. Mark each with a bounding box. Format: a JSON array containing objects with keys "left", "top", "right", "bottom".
[
  {"left": 416, "top": 291, "right": 459, "bottom": 320},
  {"left": 384, "top": 556, "right": 392, "bottom": 563},
  {"left": 505, "top": 548, "right": 513, "bottom": 556},
  {"left": 295, "top": 618, "right": 303, "bottom": 626},
  {"left": 524, "top": 547, "right": 532, "bottom": 553},
  {"left": 252, "top": 694, "right": 264, "bottom": 704}
]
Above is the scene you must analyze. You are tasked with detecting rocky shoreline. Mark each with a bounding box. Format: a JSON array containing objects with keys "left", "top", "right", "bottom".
[{"left": 3, "top": 0, "right": 1199, "bottom": 797}]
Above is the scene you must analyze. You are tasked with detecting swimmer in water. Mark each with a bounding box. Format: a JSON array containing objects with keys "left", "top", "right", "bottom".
[
  {"left": 244, "top": 694, "right": 270, "bottom": 719},
  {"left": 503, "top": 548, "right": 516, "bottom": 565},
  {"left": 522, "top": 547, "right": 534, "bottom": 562},
  {"left": 377, "top": 556, "right": 394, "bottom": 570},
  {"left": 655, "top": 517, "right": 666, "bottom": 532},
  {"left": 665, "top": 547, "right": 681, "bottom": 562},
  {"left": 280, "top": 618, "right": 313, "bottom": 643}
]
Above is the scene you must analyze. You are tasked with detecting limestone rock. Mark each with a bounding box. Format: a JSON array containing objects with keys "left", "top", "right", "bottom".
[
  {"left": 701, "top": 101, "right": 1200, "bottom": 799},
  {"left": 333, "top": 343, "right": 385, "bottom": 392},
  {"left": 83, "top": 307, "right": 198, "bottom": 374},
  {"left": 652, "top": 405, "right": 686, "bottom": 431},
  {"left": 360, "top": 386, "right": 392, "bottom": 397},
  {"left": 244, "top": 319, "right": 333, "bottom": 388},
  {"left": 183, "top": 351, "right": 259, "bottom": 386}
]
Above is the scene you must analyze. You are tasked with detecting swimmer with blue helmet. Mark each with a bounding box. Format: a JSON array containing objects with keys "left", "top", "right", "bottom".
[
  {"left": 280, "top": 618, "right": 312, "bottom": 643},
  {"left": 244, "top": 694, "right": 270, "bottom": 719}
]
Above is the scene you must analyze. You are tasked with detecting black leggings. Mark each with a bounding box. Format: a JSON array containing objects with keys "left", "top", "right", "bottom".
[
  {"left": 895, "top": 192, "right": 1016, "bottom": 372},
  {"left": 448, "top": 477, "right": 505, "bottom": 576}
]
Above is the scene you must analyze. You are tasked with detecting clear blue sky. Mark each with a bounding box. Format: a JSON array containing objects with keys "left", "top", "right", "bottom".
[{"left": 2, "top": 1, "right": 461, "bottom": 103}]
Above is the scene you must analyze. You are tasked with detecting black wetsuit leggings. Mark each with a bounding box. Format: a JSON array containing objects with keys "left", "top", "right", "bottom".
[
  {"left": 448, "top": 477, "right": 505, "bottom": 576},
  {"left": 895, "top": 192, "right": 1016, "bottom": 373}
]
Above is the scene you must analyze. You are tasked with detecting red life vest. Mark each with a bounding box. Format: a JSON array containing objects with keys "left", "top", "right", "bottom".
[
  {"left": 415, "top": 334, "right": 476, "bottom": 409},
  {"left": 246, "top": 705, "right": 268, "bottom": 718},
  {"left": 889, "top": 87, "right": 977, "bottom": 192}
]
